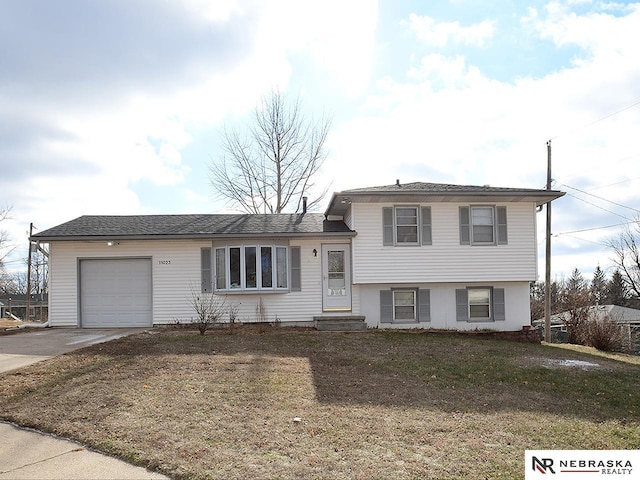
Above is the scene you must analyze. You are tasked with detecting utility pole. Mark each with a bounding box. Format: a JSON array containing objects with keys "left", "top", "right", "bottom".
[
  {"left": 544, "top": 141, "right": 552, "bottom": 343},
  {"left": 26, "top": 222, "right": 34, "bottom": 323}
]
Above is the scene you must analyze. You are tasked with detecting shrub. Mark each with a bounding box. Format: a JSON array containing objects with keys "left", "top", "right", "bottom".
[
  {"left": 585, "top": 314, "right": 630, "bottom": 353},
  {"left": 188, "top": 287, "right": 227, "bottom": 335}
]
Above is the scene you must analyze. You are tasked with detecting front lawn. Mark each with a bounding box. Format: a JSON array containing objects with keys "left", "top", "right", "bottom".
[{"left": 1, "top": 327, "right": 638, "bottom": 479}]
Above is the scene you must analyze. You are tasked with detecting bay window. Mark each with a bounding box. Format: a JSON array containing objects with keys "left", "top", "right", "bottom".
[{"left": 214, "top": 245, "right": 289, "bottom": 291}]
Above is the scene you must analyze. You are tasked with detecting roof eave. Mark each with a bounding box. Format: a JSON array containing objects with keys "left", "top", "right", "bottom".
[
  {"left": 326, "top": 190, "right": 565, "bottom": 215},
  {"left": 31, "top": 231, "right": 357, "bottom": 242}
]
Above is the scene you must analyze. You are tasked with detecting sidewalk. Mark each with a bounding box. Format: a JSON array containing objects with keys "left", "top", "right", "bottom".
[{"left": 0, "top": 422, "right": 168, "bottom": 479}]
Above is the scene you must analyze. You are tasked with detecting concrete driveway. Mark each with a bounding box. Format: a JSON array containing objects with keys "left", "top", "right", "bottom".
[{"left": 0, "top": 328, "right": 147, "bottom": 374}]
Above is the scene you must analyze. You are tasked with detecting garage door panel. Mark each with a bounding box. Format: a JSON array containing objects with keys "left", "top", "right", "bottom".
[{"left": 80, "top": 259, "right": 152, "bottom": 328}]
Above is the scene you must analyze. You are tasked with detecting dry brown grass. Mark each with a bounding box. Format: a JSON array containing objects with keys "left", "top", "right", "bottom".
[
  {"left": 0, "top": 318, "right": 23, "bottom": 329},
  {"left": 1, "top": 326, "right": 639, "bottom": 480}
]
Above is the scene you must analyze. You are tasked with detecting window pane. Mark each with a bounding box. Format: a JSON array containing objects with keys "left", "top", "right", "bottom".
[
  {"left": 470, "top": 305, "right": 490, "bottom": 318},
  {"left": 396, "top": 207, "right": 418, "bottom": 225},
  {"left": 394, "top": 291, "right": 415, "bottom": 306},
  {"left": 276, "top": 247, "right": 287, "bottom": 288},
  {"left": 469, "top": 288, "right": 490, "bottom": 304},
  {"left": 395, "top": 306, "right": 415, "bottom": 320},
  {"left": 261, "top": 247, "right": 273, "bottom": 288},
  {"left": 245, "top": 247, "right": 257, "bottom": 288},
  {"left": 472, "top": 207, "right": 493, "bottom": 225},
  {"left": 229, "top": 248, "right": 241, "bottom": 288},
  {"left": 215, "top": 248, "right": 226, "bottom": 290},
  {"left": 473, "top": 225, "right": 494, "bottom": 243},
  {"left": 397, "top": 226, "right": 418, "bottom": 243}
]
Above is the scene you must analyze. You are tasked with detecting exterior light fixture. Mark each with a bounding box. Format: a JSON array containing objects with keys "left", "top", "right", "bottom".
[{"left": 313, "top": 248, "right": 317, "bottom": 257}]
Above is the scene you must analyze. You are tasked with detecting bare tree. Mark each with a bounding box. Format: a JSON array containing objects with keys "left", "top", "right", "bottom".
[
  {"left": 0, "top": 206, "right": 14, "bottom": 294},
  {"left": 210, "top": 89, "right": 331, "bottom": 214},
  {"left": 609, "top": 220, "right": 640, "bottom": 299}
]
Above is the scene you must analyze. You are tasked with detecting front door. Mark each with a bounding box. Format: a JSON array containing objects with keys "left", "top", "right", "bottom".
[{"left": 322, "top": 244, "right": 352, "bottom": 312}]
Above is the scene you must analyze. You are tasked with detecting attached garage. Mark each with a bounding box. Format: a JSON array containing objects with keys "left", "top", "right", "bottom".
[{"left": 79, "top": 258, "right": 152, "bottom": 328}]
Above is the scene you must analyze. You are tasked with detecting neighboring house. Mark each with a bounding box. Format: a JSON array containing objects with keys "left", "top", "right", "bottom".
[
  {"left": 533, "top": 304, "right": 640, "bottom": 352},
  {"left": 533, "top": 305, "right": 640, "bottom": 331},
  {"left": 31, "top": 181, "right": 563, "bottom": 330},
  {"left": 0, "top": 294, "right": 49, "bottom": 322}
]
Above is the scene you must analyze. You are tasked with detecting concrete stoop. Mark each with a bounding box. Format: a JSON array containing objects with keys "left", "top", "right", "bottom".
[{"left": 314, "top": 315, "right": 367, "bottom": 331}]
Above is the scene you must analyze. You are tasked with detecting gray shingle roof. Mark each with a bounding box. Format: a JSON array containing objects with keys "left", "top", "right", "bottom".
[
  {"left": 325, "top": 181, "right": 565, "bottom": 216},
  {"left": 33, "top": 214, "right": 353, "bottom": 240},
  {"left": 339, "top": 181, "right": 555, "bottom": 194}
]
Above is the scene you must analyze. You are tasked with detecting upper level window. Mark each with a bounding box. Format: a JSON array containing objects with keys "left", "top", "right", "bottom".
[
  {"left": 214, "top": 245, "right": 289, "bottom": 291},
  {"left": 395, "top": 207, "right": 418, "bottom": 244},
  {"left": 459, "top": 206, "right": 507, "bottom": 245},
  {"left": 383, "top": 206, "right": 432, "bottom": 246},
  {"left": 471, "top": 207, "right": 495, "bottom": 243}
]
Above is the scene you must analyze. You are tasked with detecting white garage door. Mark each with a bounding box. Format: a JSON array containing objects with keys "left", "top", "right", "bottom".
[{"left": 80, "top": 259, "right": 152, "bottom": 328}]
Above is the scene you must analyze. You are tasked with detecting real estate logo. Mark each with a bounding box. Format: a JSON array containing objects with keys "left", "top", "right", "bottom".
[
  {"left": 525, "top": 450, "right": 638, "bottom": 479},
  {"left": 532, "top": 456, "right": 555, "bottom": 474}
]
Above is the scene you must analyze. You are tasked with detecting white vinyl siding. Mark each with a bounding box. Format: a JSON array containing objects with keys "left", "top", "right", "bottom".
[
  {"left": 47, "top": 239, "right": 338, "bottom": 327},
  {"left": 353, "top": 202, "right": 537, "bottom": 284},
  {"left": 363, "top": 282, "right": 527, "bottom": 331}
]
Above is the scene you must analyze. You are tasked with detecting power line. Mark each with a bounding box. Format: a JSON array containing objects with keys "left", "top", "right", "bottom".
[
  {"left": 554, "top": 221, "right": 635, "bottom": 236},
  {"left": 559, "top": 233, "right": 610, "bottom": 247},
  {"left": 564, "top": 193, "right": 631, "bottom": 221},
  {"left": 554, "top": 153, "right": 640, "bottom": 186},
  {"left": 589, "top": 174, "right": 640, "bottom": 191},
  {"left": 550, "top": 98, "right": 640, "bottom": 141},
  {"left": 558, "top": 182, "right": 640, "bottom": 214}
]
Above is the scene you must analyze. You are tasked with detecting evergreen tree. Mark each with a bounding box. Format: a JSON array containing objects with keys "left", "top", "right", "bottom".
[
  {"left": 590, "top": 265, "right": 608, "bottom": 305},
  {"left": 606, "top": 269, "right": 630, "bottom": 307}
]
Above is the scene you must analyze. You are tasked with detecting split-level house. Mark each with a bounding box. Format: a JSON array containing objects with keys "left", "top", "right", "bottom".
[{"left": 32, "top": 181, "right": 564, "bottom": 330}]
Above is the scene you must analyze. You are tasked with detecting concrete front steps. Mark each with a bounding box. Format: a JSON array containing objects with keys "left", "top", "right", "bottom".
[{"left": 314, "top": 315, "right": 367, "bottom": 331}]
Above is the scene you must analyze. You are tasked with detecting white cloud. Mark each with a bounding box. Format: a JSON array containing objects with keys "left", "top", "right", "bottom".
[
  {"left": 325, "top": 3, "right": 640, "bottom": 280},
  {"left": 408, "top": 13, "right": 494, "bottom": 47}
]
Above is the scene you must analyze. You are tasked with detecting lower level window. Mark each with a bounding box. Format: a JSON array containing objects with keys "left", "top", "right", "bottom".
[
  {"left": 393, "top": 290, "right": 416, "bottom": 321},
  {"left": 468, "top": 288, "right": 491, "bottom": 319},
  {"left": 215, "top": 245, "right": 288, "bottom": 291}
]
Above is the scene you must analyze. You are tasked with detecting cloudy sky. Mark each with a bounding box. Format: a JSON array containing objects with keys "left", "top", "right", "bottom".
[{"left": 1, "top": 0, "right": 639, "bottom": 282}]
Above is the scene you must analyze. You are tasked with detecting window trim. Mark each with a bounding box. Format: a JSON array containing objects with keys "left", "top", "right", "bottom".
[
  {"left": 383, "top": 205, "right": 432, "bottom": 246},
  {"left": 470, "top": 206, "right": 495, "bottom": 245},
  {"left": 467, "top": 287, "right": 491, "bottom": 320},
  {"left": 459, "top": 205, "right": 507, "bottom": 246},
  {"left": 395, "top": 206, "right": 420, "bottom": 245},
  {"left": 213, "top": 244, "right": 290, "bottom": 292},
  {"left": 393, "top": 289, "right": 417, "bottom": 322},
  {"left": 456, "top": 287, "right": 506, "bottom": 322},
  {"left": 380, "top": 288, "right": 430, "bottom": 324}
]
